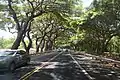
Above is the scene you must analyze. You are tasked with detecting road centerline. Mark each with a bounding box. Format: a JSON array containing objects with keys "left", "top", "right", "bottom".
[{"left": 19, "top": 52, "right": 63, "bottom": 80}]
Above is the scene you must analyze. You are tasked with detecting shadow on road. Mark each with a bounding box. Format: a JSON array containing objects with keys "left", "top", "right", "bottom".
[{"left": 28, "top": 53, "right": 89, "bottom": 80}]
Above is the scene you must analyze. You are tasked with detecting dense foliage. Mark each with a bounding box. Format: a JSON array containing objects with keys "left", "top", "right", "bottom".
[
  {"left": 79, "top": 0, "right": 120, "bottom": 54},
  {"left": 1, "top": 0, "right": 120, "bottom": 56}
]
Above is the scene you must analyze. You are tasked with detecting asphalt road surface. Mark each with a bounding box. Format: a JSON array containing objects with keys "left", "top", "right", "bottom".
[
  {"left": 0, "top": 51, "right": 120, "bottom": 80},
  {"left": 0, "top": 51, "right": 58, "bottom": 80}
]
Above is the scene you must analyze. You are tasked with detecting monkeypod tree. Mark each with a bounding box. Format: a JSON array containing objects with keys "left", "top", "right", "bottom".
[
  {"left": 80, "top": 0, "right": 120, "bottom": 54},
  {"left": 31, "top": 13, "right": 67, "bottom": 53},
  {"left": 0, "top": 0, "right": 77, "bottom": 54}
]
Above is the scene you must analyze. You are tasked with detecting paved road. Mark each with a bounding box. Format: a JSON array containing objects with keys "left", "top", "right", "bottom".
[
  {"left": 72, "top": 52, "right": 120, "bottom": 80},
  {"left": 0, "top": 51, "right": 58, "bottom": 80},
  {"left": 27, "top": 52, "right": 89, "bottom": 80},
  {"left": 0, "top": 51, "right": 120, "bottom": 80}
]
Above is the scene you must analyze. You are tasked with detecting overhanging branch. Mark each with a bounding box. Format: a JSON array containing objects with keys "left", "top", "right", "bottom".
[{"left": 7, "top": 0, "right": 21, "bottom": 30}]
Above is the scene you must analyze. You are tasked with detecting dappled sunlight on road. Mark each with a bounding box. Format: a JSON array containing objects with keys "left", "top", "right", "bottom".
[
  {"left": 0, "top": 51, "right": 120, "bottom": 80},
  {"left": 28, "top": 53, "right": 89, "bottom": 80},
  {"left": 73, "top": 54, "right": 120, "bottom": 80}
]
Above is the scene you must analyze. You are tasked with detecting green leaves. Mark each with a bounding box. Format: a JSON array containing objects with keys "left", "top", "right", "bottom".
[
  {"left": 0, "top": 37, "right": 15, "bottom": 49},
  {"left": 78, "top": 0, "right": 120, "bottom": 54}
]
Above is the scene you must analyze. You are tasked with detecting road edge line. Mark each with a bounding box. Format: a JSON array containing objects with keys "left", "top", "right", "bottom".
[{"left": 69, "top": 53, "right": 94, "bottom": 80}]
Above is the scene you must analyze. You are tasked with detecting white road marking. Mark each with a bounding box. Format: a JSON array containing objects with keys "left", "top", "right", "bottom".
[{"left": 69, "top": 53, "right": 94, "bottom": 80}]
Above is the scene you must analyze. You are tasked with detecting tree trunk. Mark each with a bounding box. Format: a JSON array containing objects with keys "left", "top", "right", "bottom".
[
  {"left": 36, "top": 36, "right": 46, "bottom": 53},
  {"left": 45, "top": 40, "right": 49, "bottom": 51},
  {"left": 26, "top": 28, "right": 32, "bottom": 54},
  {"left": 11, "top": 31, "right": 23, "bottom": 49},
  {"left": 21, "top": 21, "right": 32, "bottom": 54},
  {"left": 49, "top": 41, "right": 53, "bottom": 50},
  {"left": 36, "top": 44, "right": 40, "bottom": 53},
  {"left": 102, "top": 35, "right": 114, "bottom": 53},
  {"left": 11, "top": 19, "right": 30, "bottom": 49},
  {"left": 35, "top": 38, "right": 39, "bottom": 53},
  {"left": 40, "top": 40, "right": 45, "bottom": 52}
]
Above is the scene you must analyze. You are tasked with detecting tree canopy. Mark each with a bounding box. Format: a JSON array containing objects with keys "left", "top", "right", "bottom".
[{"left": 1, "top": 0, "right": 120, "bottom": 55}]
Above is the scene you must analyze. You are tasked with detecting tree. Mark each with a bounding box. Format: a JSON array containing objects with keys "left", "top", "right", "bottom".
[
  {"left": 108, "top": 36, "right": 120, "bottom": 53},
  {"left": 80, "top": 0, "right": 120, "bottom": 54},
  {"left": 31, "top": 12, "right": 66, "bottom": 53},
  {"left": 0, "top": 0, "right": 76, "bottom": 51},
  {"left": 0, "top": 37, "right": 15, "bottom": 49}
]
